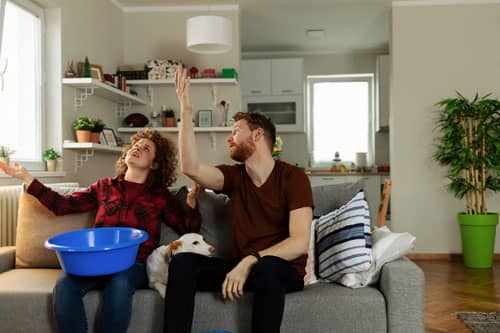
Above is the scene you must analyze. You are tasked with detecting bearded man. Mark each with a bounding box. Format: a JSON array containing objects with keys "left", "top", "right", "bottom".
[{"left": 163, "top": 65, "right": 313, "bottom": 333}]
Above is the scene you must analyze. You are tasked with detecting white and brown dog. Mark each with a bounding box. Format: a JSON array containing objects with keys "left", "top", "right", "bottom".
[{"left": 146, "top": 233, "right": 215, "bottom": 298}]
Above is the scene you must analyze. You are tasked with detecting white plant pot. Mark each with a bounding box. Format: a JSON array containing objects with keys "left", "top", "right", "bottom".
[{"left": 46, "top": 159, "right": 57, "bottom": 172}]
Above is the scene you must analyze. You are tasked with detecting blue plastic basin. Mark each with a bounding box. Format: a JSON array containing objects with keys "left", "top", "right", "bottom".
[{"left": 45, "top": 227, "right": 149, "bottom": 276}]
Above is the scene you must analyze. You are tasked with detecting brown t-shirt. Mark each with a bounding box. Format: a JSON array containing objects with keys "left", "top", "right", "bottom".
[{"left": 217, "top": 160, "right": 313, "bottom": 276}]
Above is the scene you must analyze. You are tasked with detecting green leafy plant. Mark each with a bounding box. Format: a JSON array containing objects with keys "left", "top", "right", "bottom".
[
  {"left": 0, "top": 145, "right": 15, "bottom": 157},
  {"left": 433, "top": 92, "right": 500, "bottom": 214},
  {"left": 73, "top": 116, "right": 94, "bottom": 131},
  {"left": 43, "top": 148, "right": 61, "bottom": 161},
  {"left": 91, "top": 119, "right": 106, "bottom": 133},
  {"left": 161, "top": 106, "right": 175, "bottom": 118}
]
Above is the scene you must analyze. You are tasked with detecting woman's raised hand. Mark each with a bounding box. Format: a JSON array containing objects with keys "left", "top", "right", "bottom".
[
  {"left": 186, "top": 183, "right": 204, "bottom": 209},
  {"left": 0, "top": 161, "right": 34, "bottom": 185}
]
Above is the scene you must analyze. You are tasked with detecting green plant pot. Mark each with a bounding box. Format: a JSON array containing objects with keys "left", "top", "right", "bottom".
[{"left": 458, "top": 213, "right": 498, "bottom": 269}]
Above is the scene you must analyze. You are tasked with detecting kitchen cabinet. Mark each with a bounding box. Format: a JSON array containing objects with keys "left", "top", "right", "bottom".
[
  {"left": 308, "top": 174, "right": 384, "bottom": 226},
  {"left": 240, "top": 58, "right": 303, "bottom": 97},
  {"left": 376, "top": 55, "right": 390, "bottom": 132},
  {"left": 241, "top": 58, "right": 304, "bottom": 132}
]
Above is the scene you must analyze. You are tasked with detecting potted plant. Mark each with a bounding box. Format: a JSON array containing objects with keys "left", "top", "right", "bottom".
[
  {"left": 43, "top": 148, "right": 61, "bottom": 172},
  {"left": 91, "top": 119, "right": 106, "bottom": 143},
  {"left": 434, "top": 92, "right": 500, "bottom": 268},
  {"left": 161, "top": 106, "right": 176, "bottom": 127},
  {"left": 73, "top": 116, "right": 94, "bottom": 142},
  {"left": 0, "top": 145, "right": 15, "bottom": 166}
]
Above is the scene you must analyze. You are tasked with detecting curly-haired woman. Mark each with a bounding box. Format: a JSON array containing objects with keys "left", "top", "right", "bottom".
[{"left": 0, "top": 128, "right": 202, "bottom": 333}]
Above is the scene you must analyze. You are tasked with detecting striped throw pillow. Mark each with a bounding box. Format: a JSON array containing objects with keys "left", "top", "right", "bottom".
[{"left": 315, "top": 190, "right": 372, "bottom": 282}]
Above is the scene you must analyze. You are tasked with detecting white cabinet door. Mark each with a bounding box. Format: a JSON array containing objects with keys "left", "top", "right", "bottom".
[
  {"left": 376, "top": 55, "right": 390, "bottom": 131},
  {"left": 271, "top": 58, "right": 303, "bottom": 95},
  {"left": 240, "top": 59, "right": 271, "bottom": 96}
]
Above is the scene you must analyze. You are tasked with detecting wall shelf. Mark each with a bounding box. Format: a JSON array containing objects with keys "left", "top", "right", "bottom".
[
  {"left": 63, "top": 142, "right": 122, "bottom": 171},
  {"left": 127, "top": 78, "right": 238, "bottom": 86},
  {"left": 117, "top": 127, "right": 232, "bottom": 133},
  {"left": 63, "top": 78, "right": 148, "bottom": 115},
  {"left": 127, "top": 78, "right": 238, "bottom": 107}
]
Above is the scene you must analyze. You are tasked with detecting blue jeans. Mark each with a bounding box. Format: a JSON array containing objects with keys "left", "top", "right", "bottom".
[{"left": 53, "top": 263, "right": 148, "bottom": 333}]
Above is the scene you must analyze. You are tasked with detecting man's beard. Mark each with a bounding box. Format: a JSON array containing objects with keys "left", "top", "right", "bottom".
[{"left": 229, "top": 137, "right": 256, "bottom": 162}]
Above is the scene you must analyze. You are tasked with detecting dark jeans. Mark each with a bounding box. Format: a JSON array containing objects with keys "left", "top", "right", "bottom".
[
  {"left": 52, "top": 263, "right": 148, "bottom": 333},
  {"left": 163, "top": 253, "right": 304, "bottom": 333}
]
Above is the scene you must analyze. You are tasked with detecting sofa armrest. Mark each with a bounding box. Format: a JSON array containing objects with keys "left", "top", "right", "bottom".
[
  {"left": 379, "top": 257, "right": 425, "bottom": 333},
  {"left": 0, "top": 246, "right": 16, "bottom": 273}
]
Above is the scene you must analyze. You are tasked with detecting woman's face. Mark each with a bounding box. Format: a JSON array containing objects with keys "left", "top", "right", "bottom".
[{"left": 125, "top": 138, "right": 157, "bottom": 170}]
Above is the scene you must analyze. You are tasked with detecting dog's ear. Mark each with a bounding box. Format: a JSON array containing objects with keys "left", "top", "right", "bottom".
[{"left": 165, "top": 240, "right": 182, "bottom": 262}]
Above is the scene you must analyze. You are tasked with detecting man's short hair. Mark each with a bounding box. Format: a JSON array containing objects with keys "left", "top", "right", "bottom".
[{"left": 233, "top": 112, "right": 276, "bottom": 152}]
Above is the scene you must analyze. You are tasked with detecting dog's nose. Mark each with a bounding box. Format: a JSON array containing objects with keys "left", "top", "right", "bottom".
[{"left": 209, "top": 246, "right": 215, "bottom": 253}]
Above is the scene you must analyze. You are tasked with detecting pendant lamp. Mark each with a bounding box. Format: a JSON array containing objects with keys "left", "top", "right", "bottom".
[{"left": 186, "top": 16, "right": 232, "bottom": 54}]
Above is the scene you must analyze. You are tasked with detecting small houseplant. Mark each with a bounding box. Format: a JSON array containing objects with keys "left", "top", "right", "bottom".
[
  {"left": 73, "top": 116, "right": 94, "bottom": 142},
  {"left": 0, "top": 145, "right": 15, "bottom": 166},
  {"left": 433, "top": 92, "right": 500, "bottom": 268},
  {"left": 43, "top": 148, "right": 61, "bottom": 172},
  {"left": 161, "top": 106, "right": 176, "bottom": 127},
  {"left": 272, "top": 136, "right": 283, "bottom": 160},
  {"left": 91, "top": 119, "right": 106, "bottom": 143}
]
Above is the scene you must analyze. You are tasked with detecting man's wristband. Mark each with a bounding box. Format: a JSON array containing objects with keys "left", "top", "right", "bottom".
[{"left": 250, "top": 251, "right": 261, "bottom": 261}]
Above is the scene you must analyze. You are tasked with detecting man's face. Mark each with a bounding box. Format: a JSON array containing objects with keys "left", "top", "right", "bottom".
[{"left": 227, "top": 120, "right": 256, "bottom": 162}]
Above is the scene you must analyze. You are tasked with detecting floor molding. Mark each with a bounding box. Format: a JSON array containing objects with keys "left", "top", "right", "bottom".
[{"left": 408, "top": 253, "right": 500, "bottom": 261}]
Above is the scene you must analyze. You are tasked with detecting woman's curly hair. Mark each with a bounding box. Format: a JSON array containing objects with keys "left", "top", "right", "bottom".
[{"left": 115, "top": 128, "right": 177, "bottom": 188}]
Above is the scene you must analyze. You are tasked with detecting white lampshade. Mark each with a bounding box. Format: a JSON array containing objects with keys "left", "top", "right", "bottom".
[{"left": 186, "top": 16, "right": 232, "bottom": 54}]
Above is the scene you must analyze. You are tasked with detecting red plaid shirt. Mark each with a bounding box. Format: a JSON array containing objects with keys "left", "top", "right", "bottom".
[{"left": 27, "top": 177, "right": 201, "bottom": 262}]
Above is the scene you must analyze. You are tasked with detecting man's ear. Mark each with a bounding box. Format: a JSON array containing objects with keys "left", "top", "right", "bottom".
[{"left": 253, "top": 127, "right": 265, "bottom": 141}]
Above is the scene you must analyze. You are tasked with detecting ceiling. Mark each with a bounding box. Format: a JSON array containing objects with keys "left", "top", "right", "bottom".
[{"left": 115, "top": 0, "right": 401, "bottom": 55}]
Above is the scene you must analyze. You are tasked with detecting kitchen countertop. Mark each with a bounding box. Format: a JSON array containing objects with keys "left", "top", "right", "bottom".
[{"left": 305, "top": 170, "right": 390, "bottom": 176}]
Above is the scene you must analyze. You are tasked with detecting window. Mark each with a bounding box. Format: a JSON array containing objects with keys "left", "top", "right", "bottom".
[
  {"left": 0, "top": 0, "right": 44, "bottom": 170},
  {"left": 308, "top": 74, "right": 374, "bottom": 168}
]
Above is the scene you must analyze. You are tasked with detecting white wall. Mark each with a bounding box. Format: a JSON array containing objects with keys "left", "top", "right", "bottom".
[{"left": 391, "top": 2, "right": 500, "bottom": 253}]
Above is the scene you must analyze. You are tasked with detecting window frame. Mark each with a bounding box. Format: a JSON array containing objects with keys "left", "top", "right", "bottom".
[
  {"left": 307, "top": 74, "right": 375, "bottom": 169},
  {"left": 0, "top": 0, "right": 45, "bottom": 170}
]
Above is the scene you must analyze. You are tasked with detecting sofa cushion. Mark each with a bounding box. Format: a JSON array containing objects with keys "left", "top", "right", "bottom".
[
  {"left": 311, "top": 179, "right": 366, "bottom": 218},
  {"left": 315, "top": 190, "right": 372, "bottom": 282},
  {"left": 15, "top": 191, "right": 94, "bottom": 268},
  {"left": 198, "top": 190, "right": 233, "bottom": 259}
]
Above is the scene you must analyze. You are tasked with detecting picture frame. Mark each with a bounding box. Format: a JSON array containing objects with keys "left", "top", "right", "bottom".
[
  {"left": 90, "top": 65, "right": 104, "bottom": 81},
  {"left": 77, "top": 62, "right": 105, "bottom": 81},
  {"left": 197, "top": 110, "right": 212, "bottom": 127},
  {"left": 101, "top": 128, "right": 118, "bottom": 146}
]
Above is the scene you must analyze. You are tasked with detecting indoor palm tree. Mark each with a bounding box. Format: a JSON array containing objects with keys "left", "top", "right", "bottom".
[{"left": 434, "top": 92, "right": 500, "bottom": 268}]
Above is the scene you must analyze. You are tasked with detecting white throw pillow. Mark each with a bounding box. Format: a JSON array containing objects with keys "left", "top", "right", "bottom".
[
  {"left": 304, "top": 219, "right": 318, "bottom": 285},
  {"left": 338, "top": 226, "right": 416, "bottom": 288}
]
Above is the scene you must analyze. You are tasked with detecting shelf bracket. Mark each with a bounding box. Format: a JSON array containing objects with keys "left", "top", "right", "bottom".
[
  {"left": 116, "top": 101, "right": 132, "bottom": 118},
  {"left": 74, "top": 149, "right": 94, "bottom": 172},
  {"left": 210, "top": 84, "right": 217, "bottom": 107},
  {"left": 209, "top": 132, "right": 217, "bottom": 150},
  {"left": 74, "top": 87, "right": 95, "bottom": 110}
]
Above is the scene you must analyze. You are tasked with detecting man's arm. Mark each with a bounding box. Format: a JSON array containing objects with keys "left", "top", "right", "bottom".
[
  {"left": 176, "top": 65, "right": 224, "bottom": 191},
  {"left": 222, "top": 206, "right": 312, "bottom": 301},
  {"left": 257, "top": 206, "right": 312, "bottom": 260}
]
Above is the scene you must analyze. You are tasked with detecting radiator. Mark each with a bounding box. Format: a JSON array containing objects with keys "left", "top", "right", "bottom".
[{"left": 0, "top": 182, "right": 80, "bottom": 246}]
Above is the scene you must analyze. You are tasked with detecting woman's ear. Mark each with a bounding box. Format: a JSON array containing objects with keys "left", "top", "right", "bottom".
[{"left": 151, "top": 161, "right": 159, "bottom": 170}]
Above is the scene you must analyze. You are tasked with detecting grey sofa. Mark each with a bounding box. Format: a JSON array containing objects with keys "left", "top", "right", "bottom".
[{"left": 0, "top": 181, "right": 425, "bottom": 333}]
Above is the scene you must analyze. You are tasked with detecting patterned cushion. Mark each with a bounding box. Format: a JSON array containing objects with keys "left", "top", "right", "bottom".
[{"left": 314, "top": 190, "right": 372, "bottom": 282}]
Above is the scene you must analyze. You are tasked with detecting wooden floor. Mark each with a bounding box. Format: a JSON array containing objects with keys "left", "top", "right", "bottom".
[{"left": 414, "top": 260, "right": 500, "bottom": 333}]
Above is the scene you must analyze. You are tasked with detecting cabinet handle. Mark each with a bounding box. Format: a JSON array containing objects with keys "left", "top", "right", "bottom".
[
  {"left": 250, "top": 90, "right": 262, "bottom": 94},
  {"left": 281, "top": 89, "right": 293, "bottom": 93}
]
